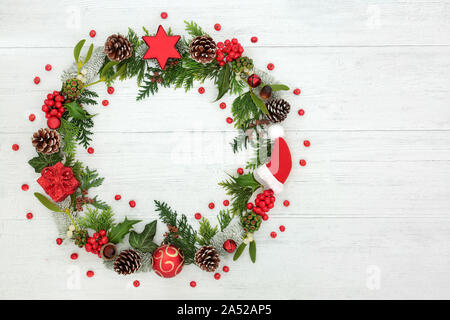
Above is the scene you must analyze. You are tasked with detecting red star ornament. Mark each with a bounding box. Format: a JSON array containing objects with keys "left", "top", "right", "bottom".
[{"left": 142, "top": 25, "right": 181, "bottom": 69}]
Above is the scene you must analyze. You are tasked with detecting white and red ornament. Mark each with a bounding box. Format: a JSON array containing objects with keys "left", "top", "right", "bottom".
[{"left": 152, "top": 244, "right": 185, "bottom": 278}]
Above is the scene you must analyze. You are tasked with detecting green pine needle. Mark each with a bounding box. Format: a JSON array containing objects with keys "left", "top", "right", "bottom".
[{"left": 77, "top": 207, "right": 115, "bottom": 232}]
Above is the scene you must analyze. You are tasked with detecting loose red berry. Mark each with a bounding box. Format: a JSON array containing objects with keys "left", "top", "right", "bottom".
[
  {"left": 89, "top": 30, "right": 96, "bottom": 38},
  {"left": 12, "top": 144, "right": 19, "bottom": 151},
  {"left": 214, "top": 23, "right": 221, "bottom": 31},
  {"left": 70, "top": 253, "right": 78, "bottom": 260},
  {"left": 86, "top": 270, "right": 94, "bottom": 277},
  {"left": 33, "top": 77, "right": 40, "bottom": 84},
  {"left": 219, "top": 102, "right": 226, "bottom": 109},
  {"left": 223, "top": 200, "right": 229, "bottom": 206},
  {"left": 237, "top": 168, "right": 244, "bottom": 175},
  {"left": 45, "top": 64, "right": 52, "bottom": 71},
  {"left": 299, "top": 159, "right": 307, "bottom": 166},
  {"left": 214, "top": 273, "right": 221, "bottom": 280},
  {"left": 102, "top": 99, "right": 109, "bottom": 106},
  {"left": 262, "top": 214, "right": 269, "bottom": 221},
  {"left": 208, "top": 202, "right": 215, "bottom": 209},
  {"left": 161, "top": 12, "right": 168, "bottom": 19},
  {"left": 190, "top": 281, "right": 196, "bottom": 288},
  {"left": 280, "top": 225, "right": 286, "bottom": 232},
  {"left": 198, "top": 87, "right": 205, "bottom": 94},
  {"left": 226, "top": 117, "right": 233, "bottom": 124},
  {"left": 246, "top": 203, "right": 253, "bottom": 210},
  {"left": 107, "top": 86, "right": 114, "bottom": 94},
  {"left": 283, "top": 200, "right": 290, "bottom": 207},
  {"left": 21, "top": 184, "right": 29, "bottom": 191},
  {"left": 270, "top": 232, "right": 277, "bottom": 238},
  {"left": 133, "top": 280, "right": 140, "bottom": 287},
  {"left": 223, "top": 266, "right": 229, "bottom": 272},
  {"left": 87, "top": 147, "right": 94, "bottom": 154},
  {"left": 298, "top": 109, "right": 305, "bottom": 116},
  {"left": 129, "top": 200, "right": 136, "bottom": 208},
  {"left": 26, "top": 212, "right": 33, "bottom": 220},
  {"left": 56, "top": 238, "right": 63, "bottom": 245},
  {"left": 29, "top": 114, "right": 36, "bottom": 122},
  {"left": 114, "top": 194, "right": 121, "bottom": 200},
  {"left": 304, "top": 140, "right": 310, "bottom": 147},
  {"left": 294, "top": 88, "right": 301, "bottom": 95},
  {"left": 251, "top": 36, "right": 258, "bottom": 43},
  {"left": 195, "top": 213, "right": 202, "bottom": 220},
  {"left": 267, "top": 63, "right": 274, "bottom": 70}
]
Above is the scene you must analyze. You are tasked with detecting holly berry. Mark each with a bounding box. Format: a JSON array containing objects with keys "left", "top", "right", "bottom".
[
  {"left": 219, "top": 102, "right": 226, "bottom": 109},
  {"left": 299, "top": 159, "right": 307, "bottom": 167},
  {"left": 270, "top": 232, "right": 277, "bottom": 238},
  {"left": 247, "top": 74, "right": 261, "bottom": 88},
  {"left": 262, "top": 214, "right": 268, "bottom": 221},
  {"left": 283, "top": 200, "right": 290, "bottom": 207},
  {"left": 304, "top": 140, "right": 310, "bottom": 147},
  {"left": 280, "top": 225, "right": 286, "bottom": 232},
  {"left": 21, "top": 184, "right": 29, "bottom": 191},
  {"left": 208, "top": 202, "right": 215, "bottom": 209},
  {"left": 86, "top": 270, "right": 94, "bottom": 278},
  {"left": 34, "top": 77, "right": 40, "bottom": 84},
  {"left": 298, "top": 109, "right": 305, "bottom": 116},
  {"left": 246, "top": 203, "right": 253, "bottom": 210},
  {"left": 107, "top": 86, "right": 114, "bottom": 94},
  {"left": 267, "top": 63, "right": 274, "bottom": 70},
  {"left": 12, "top": 144, "right": 19, "bottom": 151},
  {"left": 45, "top": 64, "right": 52, "bottom": 71},
  {"left": 26, "top": 212, "right": 33, "bottom": 220},
  {"left": 237, "top": 168, "right": 244, "bottom": 175},
  {"left": 195, "top": 213, "right": 202, "bottom": 220},
  {"left": 198, "top": 87, "right": 205, "bottom": 94},
  {"left": 214, "top": 273, "right": 221, "bottom": 280},
  {"left": 251, "top": 36, "right": 258, "bottom": 43},
  {"left": 223, "top": 200, "right": 229, "bottom": 206},
  {"left": 85, "top": 232, "right": 109, "bottom": 257},
  {"left": 70, "top": 253, "right": 78, "bottom": 260},
  {"left": 129, "top": 200, "right": 136, "bottom": 208},
  {"left": 214, "top": 23, "right": 221, "bottom": 31},
  {"left": 250, "top": 189, "right": 276, "bottom": 217},
  {"left": 215, "top": 37, "right": 243, "bottom": 66},
  {"left": 87, "top": 147, "right": 94, "bottom": 154},
  {"left": 114, "top": 194, "right": 121, "bottom": 200},
  {"left": 223, "top": 266, "right": 230, "bottom": 272},
  {"left": 293, "top": 88, "right": 301, "bottom": 95},
  {"left": 56, "top": 238, "right": 63, "bottom": 245},
  {"left": 160, "top": 12, "right": 168, "bottom": 19},
  {"left": 89, "top": 30, "right": 96, "bottom": 37},
  {"left": 226, "top": 117, "right": 233, "bottom": 124},
  {"left": 29, "top": 114, "right": 36, "bottom": 122},
  {"left": 190, "top": 281, "right": 197, "bottom": 288},
  {"left": 133, "top": 280, "right": 140, "bottom": 287},
  {"left": 102, "top": 99, "right": 109, "bottom": 106}
]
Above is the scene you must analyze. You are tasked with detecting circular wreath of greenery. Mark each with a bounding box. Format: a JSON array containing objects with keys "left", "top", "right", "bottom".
[{"left": 27, "top": 21, "right": 297, "bottom": 279}]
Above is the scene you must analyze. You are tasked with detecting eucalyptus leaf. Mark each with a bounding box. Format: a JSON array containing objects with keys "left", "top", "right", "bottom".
[
  {"left": 270, "top": 84, "right": 289, "bottom": 91},
  {"left": 249, "top": 240, "right": 256, "bottom": 263},
  {"left": 129, "top": 220, "right": 158, "bottom": 252},
  {"left": 250, "top": 91, "right": 269, "bottom": 115},
  {"left": 83, "top": 44, "right": 94, "bottom": 64},
  {"left": 215, "top": 63, "right": 231, "bottom": 101},
  {"left": 108, "top": 217, "right": 141, "bottom": 244},
  {"left": 233, "top": 242, "right": 247, "bottom": 261},
  {"left": 34, "top": 192, "right": 64, "bottom": 213},
  {"left": 74, "top": 39, "right": 86, "bottom": 63}
]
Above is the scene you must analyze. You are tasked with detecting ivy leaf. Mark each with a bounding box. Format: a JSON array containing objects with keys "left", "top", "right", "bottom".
[
  {"left": 249, "top": 240, "right": 256, "bottom": 263},
  {"left": 129, "top": 220, "right": 158, "bottom": 252},
  {"left": 108, "top": 217, "right": 141, "bottom": 244},
  {"left": 65, "top": 102, "right": 87, "bottom": 120},
  {"left": 74, "top": 39, "right": 86, "bottom": 63},
  {"left": 215, "top": 63, "right": 231, "bottom": 101},
  {"left": 83, "top": 43, "right": 94, "bottom": 64},
  {"left": 28, "top": 153, "right": 63, "bottom": 173},
  {"left": 233, "top": 242, "right": 247, "bottom": 261},
  {"left": 236, "top": 173, "right": 261, "bottom": 190},
  {"left": 270, "top": 84, "right": 289, "bottom": 91},
  {"left": 250, "top": 91, "right": 269, "bottom": 115},
  {"left": 34, "top": 192, "right": 64, "bottom": 213}
]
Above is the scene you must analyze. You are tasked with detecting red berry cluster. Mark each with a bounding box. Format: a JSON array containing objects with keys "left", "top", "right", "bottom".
[
  {"left": 85, "top": 230, "right": 109, "bottom": 257},
  {"left": 246, "top": 189, "right": 276, "bottom": 220},
  {"left": 42, "top": 91, "right": 65, "bottom": 119},
  {"left": 216, "top": 38, "right": 244, "bottom": 67}
]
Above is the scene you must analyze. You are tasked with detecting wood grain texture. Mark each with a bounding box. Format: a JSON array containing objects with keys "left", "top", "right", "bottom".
[{"left": 0, "top": 0, "right": 449, "bottom": 299}]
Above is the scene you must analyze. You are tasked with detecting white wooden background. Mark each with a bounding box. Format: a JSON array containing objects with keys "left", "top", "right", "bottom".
[{"left": 0, "top": 0, "right": 449, "bottom": 300}]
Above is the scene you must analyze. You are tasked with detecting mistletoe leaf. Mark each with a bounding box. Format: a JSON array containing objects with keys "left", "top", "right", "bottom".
[
  {"left": 215, "top": 63, "right": 231, "bottom": 101},
  {"left": 65, "top": 102, "right": 87, "bottom": 120},
  {"left": 28, "top": 153, "right": 63, "bottom": 173},
  {"left": 108, "top": 217, "right": 141, "bottom": 244},
  {"left": 270, "top": 84, "right": 289, "bottom": 91},
  {"left": 100, "top": 61, "right": 119, "bottom": 79},
  {"left": 233, "top": 242, "right": 247, "bottom": 261},
  {"left": 250, "top": 91, "right": 269, "bottom": 115},
  {"left": 83, "top": 43, "right": 94, "bottom": 64},
  {"left": 129, "top": 220, "right": 158, "bottom": 252},
  {"left": 249, "top": 240, "right": 256, "bottom": 263},
  {"left": 74, "top": 39, "right": 86, "bottom": 63},
  {"left": 34, "top": 192, "right": 64, "bottom": 213}
]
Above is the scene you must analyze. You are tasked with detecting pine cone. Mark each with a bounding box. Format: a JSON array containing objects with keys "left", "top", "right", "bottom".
[
  {"left": 113, "top": 249, "right": 142, "bottom": 275},
  {"left": 266, "top": 99, "right": 291, "bottom": 123},
  {"left": 104, "top": 34, "right": 133, "bottom": 62},
  {"left": 194, "top": 245, "right": 220, "bottom": 272},
  {"left": 189, "top": 35, "right": 217, "bottom": 64},
  {"left": 31, "top": 128, "right": 60, "bottom": 155}
]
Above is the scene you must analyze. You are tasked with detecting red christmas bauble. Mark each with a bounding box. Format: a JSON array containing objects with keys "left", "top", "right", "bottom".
[
  {"left": 247, "top": 74, "right": 261, "bottom": 88},
  {"left": 47, "top": 116, "right": 61, "bottom": 129},
  {"left": 223, "top": 239, "right": 237, "bottom": 253},
  {"left": 152, "top": 244, "right": 184, "bottom": 278}
]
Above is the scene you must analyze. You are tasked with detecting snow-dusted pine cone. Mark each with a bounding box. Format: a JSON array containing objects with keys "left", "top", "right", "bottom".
[
  {"left": 194, "top": 245, "right": 220, "bottom": 272},
  {"left": 189, "top": 35, "right": 217, "bottom": 64},
  {"left": 104, "top": 34, "right": 133, "bottom": 62},
  {"left": 266, "top": 99, "right": 291, "bottom": 123},
  {"left": 113, "top": 249, "right": 142, "bottom": 275},
  {"left": 31, "top": 128, "right": 60, "bottom": 155}
]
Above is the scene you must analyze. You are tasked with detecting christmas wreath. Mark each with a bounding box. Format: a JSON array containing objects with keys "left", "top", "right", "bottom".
[{"left": 27, "top": 21, "right": 298, "bottom": 281}]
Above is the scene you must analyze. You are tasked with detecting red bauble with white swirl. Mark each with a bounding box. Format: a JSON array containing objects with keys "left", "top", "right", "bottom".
[{"left": 152, "top": 244, "right": 184, "bottom": 278}]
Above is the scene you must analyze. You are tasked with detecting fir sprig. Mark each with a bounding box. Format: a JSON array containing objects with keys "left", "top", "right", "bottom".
[
  {"left": 79, "top": 167, "right": 104, "bottom": 192},
  {"left": 219, "top": 173, "right": 262, "bottom": 215},
  {"left": 184, "top": 21, "right": 207, "bottom": 38},
  {"left": 196, "top": 218, "right": 218, "bottom": 246},
  {"left": 217, "top": 209, "right": 233, "bottom": 231},
  {"left": 77, "top": 207, "right": 115, "bottom": 232}
]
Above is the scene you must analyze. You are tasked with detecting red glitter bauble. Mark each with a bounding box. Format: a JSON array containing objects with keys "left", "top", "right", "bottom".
[
  {"left": 47, "top": 116, "right": 61, "bottom": 129},
  {"left": 152, "top": 244, "right": 185, "bottom": 278},
  {"left": 247, "top": 74, "right": 261, "bottom": 88},
  {"left": 223, "top": 239, "right": 237, "bottom": 253}
]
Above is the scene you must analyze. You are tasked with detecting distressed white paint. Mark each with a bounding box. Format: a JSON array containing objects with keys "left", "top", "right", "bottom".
[{"left": 0, "top": 0, "right": 449, "bottom": 299}]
